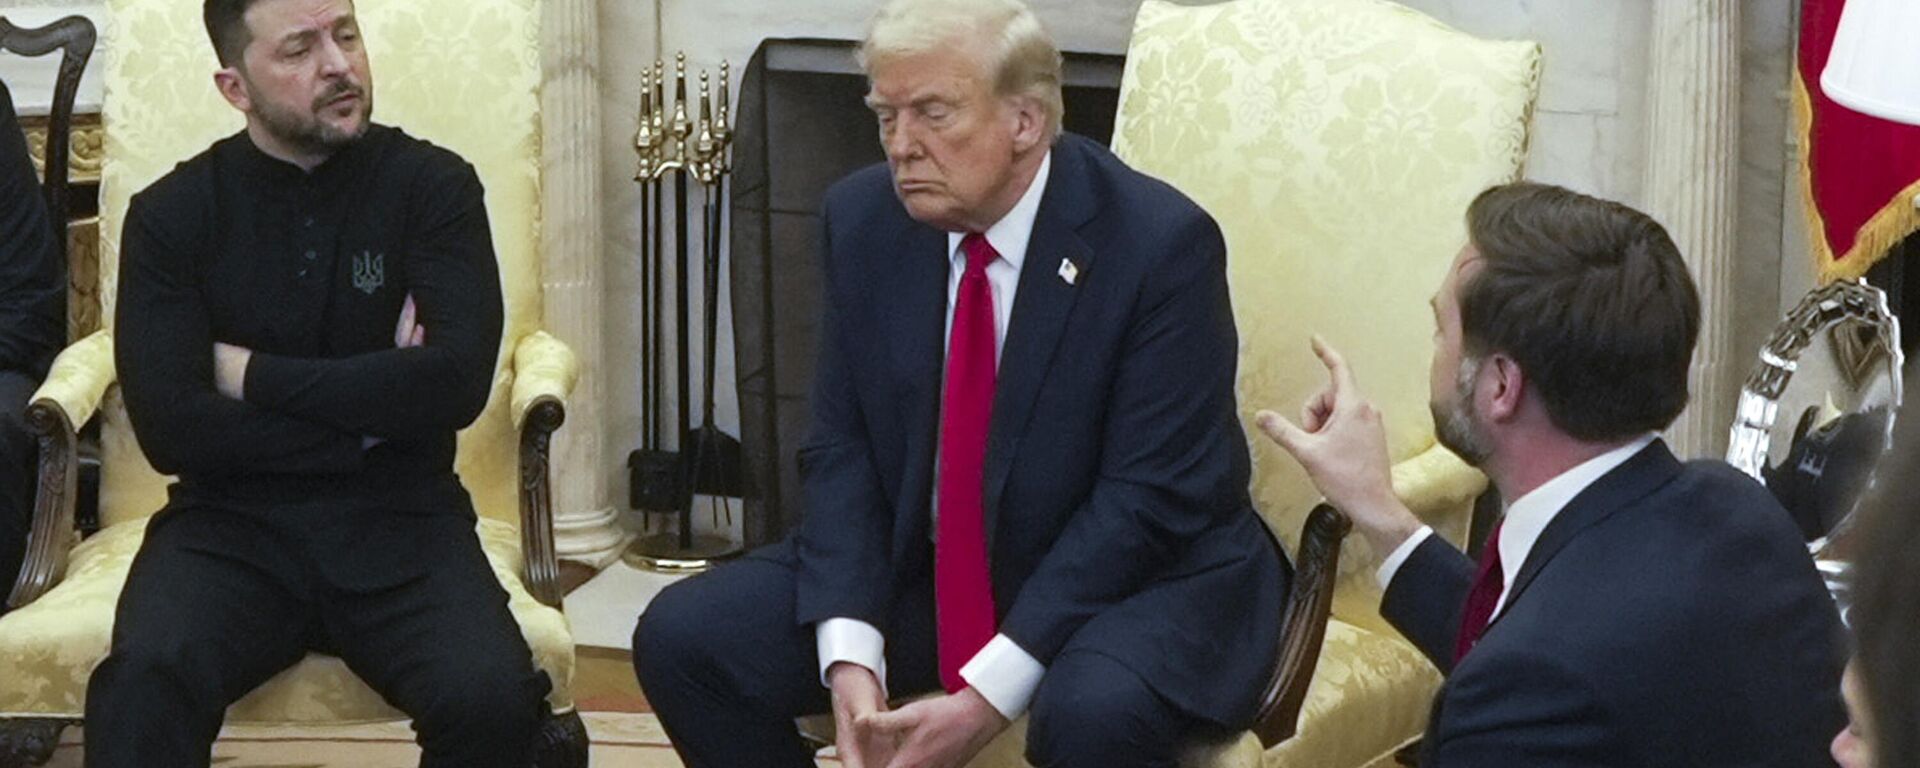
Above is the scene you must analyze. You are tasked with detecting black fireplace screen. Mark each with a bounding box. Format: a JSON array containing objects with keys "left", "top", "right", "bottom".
[{"left": 728, "top": 38, "right": 1125, "bottom": 548}]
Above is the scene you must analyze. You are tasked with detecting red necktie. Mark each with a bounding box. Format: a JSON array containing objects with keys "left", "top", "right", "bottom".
[
  {"left": 1454, "top": 521, "right": 1505, "bottom": 663},
  {"left": 936, "top": 233, "right": 1000, "bottom": 692}
]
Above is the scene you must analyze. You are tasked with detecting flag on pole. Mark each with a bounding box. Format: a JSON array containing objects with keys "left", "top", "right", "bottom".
[{"left": 1796, "top": 0, "right": 1920, "bottom": 283}]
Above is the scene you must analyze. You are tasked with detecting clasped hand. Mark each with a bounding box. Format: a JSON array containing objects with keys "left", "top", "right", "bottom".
[{"left": 829, "top": 663, "right": 1007, "bottom": 768}]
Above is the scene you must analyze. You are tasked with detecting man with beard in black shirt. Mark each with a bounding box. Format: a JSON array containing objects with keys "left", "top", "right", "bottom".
[
  {"left": 0, "top": 79, "right": 65, "bottom": 617},
  {"left": 82, "top": 1, "right": 548, "bottom": 765}
]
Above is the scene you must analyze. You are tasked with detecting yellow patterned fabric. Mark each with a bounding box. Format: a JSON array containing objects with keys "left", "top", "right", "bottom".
[
  {"left": 27, "top": 330, "right": 114, "bottom": 427},
  {"left": 511, "top": 331, "right": 581, "bottom": 429},
  {"left": 94, "top": 0, "right": 545, "bottom": 530},
  {"left": 0, "top": 517, "right": 573, "bottom": 719},
  {"left": 1110, "top": 0, "right": 1540, "bottom": 764},
  {"left": 1264, "top": 619, "right": 1443, "bottom": 768}
]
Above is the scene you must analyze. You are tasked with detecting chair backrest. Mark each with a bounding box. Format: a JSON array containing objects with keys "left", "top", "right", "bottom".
[
  {"left": 93, "top": 0, "right": 543, "bottom": 529},
  {"left": 0, "top": 14, "right": 97, "bottom": 268},
  {"left": 1111, "top": 0, "right": 1540, "bottom": 622}
]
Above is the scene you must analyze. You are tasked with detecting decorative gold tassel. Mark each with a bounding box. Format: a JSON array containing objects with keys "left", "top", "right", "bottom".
[{"left": 1793, "top": 68, "right": 1920, "bottom": 284}]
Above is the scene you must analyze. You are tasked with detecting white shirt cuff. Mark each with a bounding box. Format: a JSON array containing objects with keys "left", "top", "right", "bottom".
[
  {"left": 816, "top": 618, "right": 888, "bottom": 698},
  {"left": 959, "top": 633, "right": 1046, "bottom": 720},
  {"left": 1375, "top": 525, "right": 1435, "bottom": 590}
]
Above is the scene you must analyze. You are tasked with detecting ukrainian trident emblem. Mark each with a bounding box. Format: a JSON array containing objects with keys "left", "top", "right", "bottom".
[{"left": 352, "top": 251, "right": 385, "bottom": 295}]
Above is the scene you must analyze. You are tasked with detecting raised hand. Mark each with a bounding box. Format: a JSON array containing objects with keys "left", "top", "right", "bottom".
[{"left": 1255, "top": 335, "right": 1423, "bottom": 556}]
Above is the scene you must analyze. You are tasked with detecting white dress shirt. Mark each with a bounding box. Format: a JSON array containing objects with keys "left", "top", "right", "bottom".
[
  {"left": 817, "top": 152, "right": 1053, "bottom": 721},
  {"left": 1376, "top": 434, "right": 1657, "bottom": 620}
]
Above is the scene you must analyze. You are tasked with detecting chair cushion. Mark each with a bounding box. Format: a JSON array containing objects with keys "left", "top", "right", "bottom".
[
  {"left": 1264, "top": 619, "right": 1440, "bottom": 768},
  {"left": 955, "top": 621, "right": 1436, "bottom": 768},
  {"left": 0, "top": 516, "right": 574, "bottom": 721}
]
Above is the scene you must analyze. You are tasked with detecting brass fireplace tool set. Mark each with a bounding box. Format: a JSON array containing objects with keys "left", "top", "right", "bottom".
[{"left": 625, "top": 53, "right": 743, "bottom": 572}]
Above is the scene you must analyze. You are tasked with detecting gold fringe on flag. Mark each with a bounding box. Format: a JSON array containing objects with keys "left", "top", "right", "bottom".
[{"left": 1794, "top": 68, "right": 1920, "bottom": 284}]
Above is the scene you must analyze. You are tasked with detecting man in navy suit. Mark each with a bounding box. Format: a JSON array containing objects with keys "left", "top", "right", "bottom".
[
  {"left": 1260, "top": 182, "right": 1846, "bottom": 766},
  {"left": 1, "top": 79, "right": 66, "bottom": 614},
  {"left": 632, "top": 1, "right": 1284, "bottom": 766}
]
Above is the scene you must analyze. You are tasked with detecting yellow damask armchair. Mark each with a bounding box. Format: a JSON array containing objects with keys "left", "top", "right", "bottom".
[
  {"left": 0, "top": 0, "right": 586, "bottom": 765},
  {"left": 1108, "top": 0, "right": 1540, "bottom": 766}
]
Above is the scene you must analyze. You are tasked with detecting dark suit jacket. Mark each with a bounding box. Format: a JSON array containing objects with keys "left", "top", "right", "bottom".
[
  {"left": 1384, "top": 440, "right": 1847, "bottom": 767},
  {"left": 0, "top": 79, "right": 65, "bottom": 379},
  {"left": 782, "top": 132, "right": 1286, "bottom": 726}
]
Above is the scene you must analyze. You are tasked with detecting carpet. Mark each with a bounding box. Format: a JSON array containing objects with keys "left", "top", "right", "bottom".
[{"left": 40, "top": 712, "right": 839, "bottom": 767}]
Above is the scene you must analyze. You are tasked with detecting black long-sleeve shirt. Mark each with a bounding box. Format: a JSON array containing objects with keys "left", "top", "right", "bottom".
[
  {"left": 115, "top": 125, "right": 503, "bottom": 510},
  {"left": 0, "top": 79, "right": 66, "bottom": 379}
]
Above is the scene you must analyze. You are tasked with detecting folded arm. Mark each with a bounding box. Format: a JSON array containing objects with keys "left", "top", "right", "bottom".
[
  {"left": 241, "top": 161, "right": 504, "bottom": 439},
  {"left": 115, "top": 193, "right": 363, "bottom": 477}
]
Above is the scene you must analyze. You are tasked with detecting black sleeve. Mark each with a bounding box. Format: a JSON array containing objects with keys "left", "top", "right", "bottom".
[
  {"left": 0, "top": 81, "right": 66, "bottom": 379},
  {"left": 240, "top": 160, "right": 503, "bottom": 440},
  {"left": 115, "top": 187, "right": 365, "bottom": 476}
]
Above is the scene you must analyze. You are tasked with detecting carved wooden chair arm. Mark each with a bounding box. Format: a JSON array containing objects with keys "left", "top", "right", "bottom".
[
  {"left": 512, "top": 331, "right": 579, "bottom": 609},
  {"left": 6, "top": 332, "right": 113, "bottom": 610},
  {"left": 1249, "top": 503, "right": 1353, "bottom": 748}
]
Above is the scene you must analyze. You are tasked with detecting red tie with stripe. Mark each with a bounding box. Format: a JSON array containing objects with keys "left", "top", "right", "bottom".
[
  {"left": 936, "top": 233, "right": 1000, "bottom": 692},
  {"left": 1453, "top": 521, "right": 1505, "bottom": 663}
]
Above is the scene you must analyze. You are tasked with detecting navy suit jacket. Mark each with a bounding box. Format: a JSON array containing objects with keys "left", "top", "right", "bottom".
[
  {"left": 782, "top": 133, "right": 1286, "bottom": 726},
  {"left": 1384, "top": 441, "right": 1847, "bottom": 766}
]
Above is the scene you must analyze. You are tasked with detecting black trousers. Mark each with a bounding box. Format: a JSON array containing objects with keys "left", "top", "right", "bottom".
[
  {"left": 633, "top": 548, "right": 1213, "bottom": 768},
  {"left": 84, "top": 494, "right": 550, "bottom": 768},
  {"left": 0, "top": 370, "right": 40, "bottom": 613}
]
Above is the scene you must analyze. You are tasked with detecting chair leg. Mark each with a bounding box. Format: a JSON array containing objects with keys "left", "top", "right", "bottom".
[
  {"left": 531, "top": 710, "right": 589, "bottom": 768},
  {"left": 0, "top": 718, "right": 72, "bottom": 768}
]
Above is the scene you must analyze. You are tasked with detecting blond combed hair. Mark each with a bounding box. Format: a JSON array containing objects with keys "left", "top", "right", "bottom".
[{"left": 858, "top": 0, "right": 1065, "bottom": 139}]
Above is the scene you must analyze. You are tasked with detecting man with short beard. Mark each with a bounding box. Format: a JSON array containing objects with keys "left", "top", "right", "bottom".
[
  {"left": 84, "top": 1, "right": 548, "bottom": 765},
  {"left": 1259, "top": 183, "right": 1846, "bottom": 765}
]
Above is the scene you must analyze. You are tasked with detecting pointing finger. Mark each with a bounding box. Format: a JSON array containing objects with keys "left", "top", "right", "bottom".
[{"left": 1310, "top": 334, "right": 1357, "bottom": 398}]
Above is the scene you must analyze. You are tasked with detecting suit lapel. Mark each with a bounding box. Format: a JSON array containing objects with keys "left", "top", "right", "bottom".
[
  {"left": 982, "top": 138, "right": 1101, "bottom": 544},
  {"left": 1490, "top": 440, "right": 1685, "bottom": 626}
]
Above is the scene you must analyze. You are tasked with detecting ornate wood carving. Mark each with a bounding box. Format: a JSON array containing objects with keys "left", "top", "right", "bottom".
[
  {"left": 6, "top": 403, "right": 76, "bottom": 611},
  {"left": 65, "top": 216, "right": 100, "bottom": 340},
  {"left": 19, "top": 113, "right": 102, "bottom": 185},
  {"left": 0, "top": 718, "right": 74, "bottom": 768},
  {"left": 0, "top": 14, "right": 98, "bottom": 270},
  {"left": 530, "top": 710, "right": 589, "bottom": 768},
  {"left": 1251, "top": 503, "right": 1352, "bottom": 747},
  {"left": 519, "top": 397, "right": 567, "bottom": 608}
]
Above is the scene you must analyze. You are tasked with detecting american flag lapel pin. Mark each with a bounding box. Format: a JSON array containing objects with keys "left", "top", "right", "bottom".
[{"left": 1058, "top": 257, "right": 1079, "bottom": 286}]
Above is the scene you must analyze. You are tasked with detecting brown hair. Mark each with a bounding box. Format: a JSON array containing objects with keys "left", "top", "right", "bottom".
[
  {"left": 1460, "top": 182, "right": 1700, "bottom": 442},
  {"left": 204, "top": 0, "right": 269, "bottom": 68}
]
